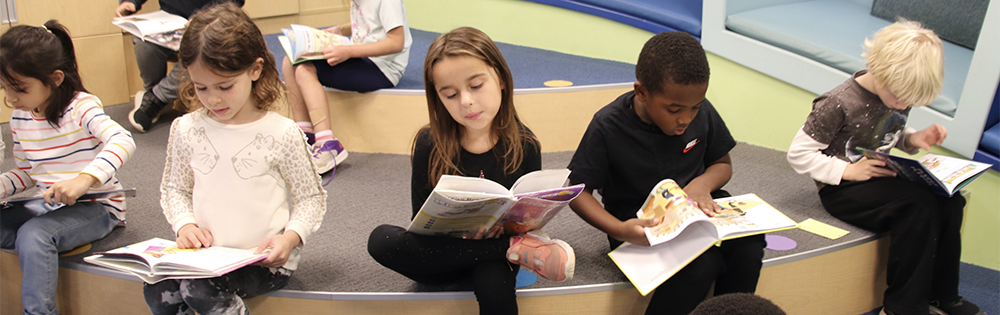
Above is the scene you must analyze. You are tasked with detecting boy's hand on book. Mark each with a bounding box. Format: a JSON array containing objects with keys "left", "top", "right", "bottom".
[
  {"left": 324, "top": 46, "right": 352, "bottom": 66},
  {"left": 687, "top": 192, "right": 721, "bottom": 217},
  {"left": 255, "top": 231, "right": 301, "bottom": 268},
  {"left": 906, "top": 123, "right": 948, "bottom": 151},
  {"left": 43, "top": 174, "right": 99, "bottom": 206},
  {"left": 115, "top": 2, "right": 136, "bottom": 17},
  {"left": 843, "top": 157, "right": 896, "bottom": 181},
  {"left": 176, "top": 224, "right": 214, "bottom": 249},
  {"left": 615, "top": 218, "right": 657, "bottom": 246}
]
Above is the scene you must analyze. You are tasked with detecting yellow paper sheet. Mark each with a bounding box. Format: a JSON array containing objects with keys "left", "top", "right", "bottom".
[{"left": 797, "top": 219, "right": 849, "bottom": 240}]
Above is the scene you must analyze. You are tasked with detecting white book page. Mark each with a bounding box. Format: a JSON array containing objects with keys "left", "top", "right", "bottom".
[
  {"left": 510, "top": 169, "right": 571, "bottom": 195},
  {"left": 917, "top": 153, "right": 992, "bottom": 192},
  {"left": 608, "top": 222, "right": 720, "bottom": 296}
]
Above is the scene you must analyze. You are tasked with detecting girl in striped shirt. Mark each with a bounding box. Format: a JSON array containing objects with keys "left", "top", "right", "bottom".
[{"left": 0, "top": 20, "right": 135, "bottom": 315}]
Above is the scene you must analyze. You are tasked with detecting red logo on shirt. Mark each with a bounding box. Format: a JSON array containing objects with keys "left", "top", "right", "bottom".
[{"left": 683, "top": 139, "right": 700, "bottom": 153}]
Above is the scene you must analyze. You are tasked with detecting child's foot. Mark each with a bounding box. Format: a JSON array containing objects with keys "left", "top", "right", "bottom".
[
  {"left": 931, "top": 297, "right": 986, "bottom": 315},
  {"left": 507, "top": 232, "right": 575, "bottom": 282},
  {"left": 311, "top": 138, "right": 348, "bottom": 174},
  {"left": 129, "top": 90, "right": 166, "bottom": 133}
]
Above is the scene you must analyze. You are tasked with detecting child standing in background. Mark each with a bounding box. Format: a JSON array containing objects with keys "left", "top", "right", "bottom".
[
  {"left": 367, "top": 27, "right": 574, "bottom": 315},
  {"left": 787, "top": 20, "right": 984, "bottom": 315},
  {"left": 282, "top": 0, "right": 412, "bottom": 174},
  {"left": 146, "top": 3, "right": 327, "bottom": 315},
  {"left": 567, "top": 31, "right": 765, "bottom": 315},
  {"left": 0, "top": 21, "right": 136, "bottom": 315}
]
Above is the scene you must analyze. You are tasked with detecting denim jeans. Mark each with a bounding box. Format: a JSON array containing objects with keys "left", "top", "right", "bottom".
[
  {"left": 143, "top": 266, "right": 292, "bottom": 315},
  {"left": 0, "top": 202, "right": 119, "bottom": 315}
]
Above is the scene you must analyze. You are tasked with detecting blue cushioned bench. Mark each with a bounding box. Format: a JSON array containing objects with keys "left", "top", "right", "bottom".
[
  {"left": 974, "top": 85, "right": 999, "bottom": 171},
  {"left": 525, "top": 0, "right": 703, "bottom": 37}
]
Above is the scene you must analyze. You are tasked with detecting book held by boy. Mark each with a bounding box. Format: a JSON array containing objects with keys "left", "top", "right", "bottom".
[
  {"left": 607, "top": 179, "right": 798, "bottom": 295},
  {"left": 859, "top": 148, "right": 992, "bottom": 197},
  {"left": 112, "top": 11, "right": 187, "bottom": 51},
  {"left": 279, "top": 24, "right": 351, "bottom": 66},
  {"left": 84, "top": 238, "right": 267, "bottom": 284},
  {"left": 407, "top": 169, "right": 585, "bottom": 238}
]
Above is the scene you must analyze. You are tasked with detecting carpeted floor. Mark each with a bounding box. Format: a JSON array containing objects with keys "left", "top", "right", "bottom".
[
  {"left": 861, "top": 262, "right": 1000, "bottom": 315},
  {"left": 265, "top": 28, "right": 638, "bottom": 90},
  {"left": 1, "top": 103, "right": 892, "bottom": 294}
]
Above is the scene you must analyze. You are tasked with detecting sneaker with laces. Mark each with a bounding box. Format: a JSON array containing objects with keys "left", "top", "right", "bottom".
[
  {"left": 506, "top": 232, "right": 575, "bottom": 282},
  {"left": 311, "top": 138, "right": 348, "bottom": 174},
  {"left": 129, "top": 91, "right": 166, "bottom": 133},
  {"left": 930, "top": 297, "right": 986, "bottom": 315}
]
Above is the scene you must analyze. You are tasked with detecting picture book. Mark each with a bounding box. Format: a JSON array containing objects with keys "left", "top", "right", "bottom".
[
  {"left": 84, "top": 238, "right": 267, "bottom": 284},
  {"left": 112, "top": 11, "right": 187, "bottom": 50},
  {"left": 407, "top": 169, "right": 585, "bottom": 238},
  {"left": 278, "top": 24, "right": 351, "bottom": 66},
  {"left": 860, "top": 149, "right": 992, "bottom": 197},
  {"left": 608, "top": 179, "right": 798, "bottom": 295}
]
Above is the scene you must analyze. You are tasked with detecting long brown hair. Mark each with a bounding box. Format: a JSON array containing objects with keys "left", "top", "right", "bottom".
[
  {"left": 0, "top": 20, "right": 88, "bottom": 126},
  {"left": 177, "top": 2, "right": 283, "bottom": 112},
  {"left": 419, "top": 27, "right": 537, "bottom": 187}
]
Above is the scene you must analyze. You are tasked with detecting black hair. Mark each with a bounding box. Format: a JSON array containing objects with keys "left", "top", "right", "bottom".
[
  {"left": 0, "top": 20, "right": 87, "bottom": 126},
  {"left": 635, "top": 31, "right": 709, "bottom": 94},
  {"left": 689, "top": 293, "right": 787, "bottom": 315}
]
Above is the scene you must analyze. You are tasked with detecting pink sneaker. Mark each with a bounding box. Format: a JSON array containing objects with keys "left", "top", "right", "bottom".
[{"left": 507, "top": 232, "right": 575, "bottom": 282}]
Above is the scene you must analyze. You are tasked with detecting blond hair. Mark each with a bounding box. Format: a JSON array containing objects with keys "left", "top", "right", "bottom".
[{"left": 863, "top": 19, "right": 944, "bottom": 107}]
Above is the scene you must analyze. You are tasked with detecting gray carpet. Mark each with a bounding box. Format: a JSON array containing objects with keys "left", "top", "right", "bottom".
[{"left": 2, "top": 103, "right": 875, "bottom": 293}]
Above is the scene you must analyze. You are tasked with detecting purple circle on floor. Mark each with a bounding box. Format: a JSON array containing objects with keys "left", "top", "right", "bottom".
[
  {"left": 765, "top": 235, "right": 797, "bottom": 251},
  {"left": 515, "top": 269, "right": 537, "bottom": 288}
]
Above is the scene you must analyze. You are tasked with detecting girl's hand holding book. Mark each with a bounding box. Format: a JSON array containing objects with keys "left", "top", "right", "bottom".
[
  {"left": 43, "top": 174, "right": 98, "bottom": 206},
  {"left": 255, "top": 231, "right": 301, "bottom": 268},
  {"left": 176, "top": 224, "right": 214, "bottom": 249}
]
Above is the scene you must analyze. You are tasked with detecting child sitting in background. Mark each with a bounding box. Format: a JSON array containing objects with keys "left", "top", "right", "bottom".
[
  {"left": 367, "top": 27, "right": 574, "bottom": 315},
  {"left": 787, "top": 20, "right": 984, "bottom": 315},
  {"left": 146, "top": 3, "right": 327, "bottom": 314},
  {"left": 567, "top": 31, "right": 766, "bottom": 315},
  {"left": 282, "top": 0, "right": 412, "bottom": 174},
  {"left": 0, "top": 20, "right": 135, "bottom": 315}
]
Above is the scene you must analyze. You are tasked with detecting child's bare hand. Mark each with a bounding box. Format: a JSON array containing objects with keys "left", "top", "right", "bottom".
[
  {"left": 843, "top": 157, "right": 896, "bottom": 181},
  {"left": 115, "top": 2, "right": 136, "bottom": 17},
  {"left": 322, "top": 26, "right": 341, "bottom": 35},
  {"left": 323, "top": 46, "right": 351, "bottom": 66},
  {"left": 615, "top": 218, "right": 657, "bottom": 246},
  {"left": 176, "top": 224, "right": 213, "bottom": 249},
  {"left": 43, "top": 174, "right": 98, "bottom": 206},
  {"left": 465, "top": 226, "right": 504, "bottom": 239},
  {"left": 687, "top": 193, "right": 720, "bottom": 217},
  {"left": 907, "top": 123, "right": 948, "bottom": 151},
  {"left": 255, "top": 231, "right": 301, "bottom": 268}
]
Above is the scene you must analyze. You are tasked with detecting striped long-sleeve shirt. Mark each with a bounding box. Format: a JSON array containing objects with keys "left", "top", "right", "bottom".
[{"left": 1, "top": 92, "right": 135, "bottom": 222}]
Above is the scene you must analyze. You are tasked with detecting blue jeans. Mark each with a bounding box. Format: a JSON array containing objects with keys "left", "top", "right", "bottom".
[{"left": 0, "top": 202, "right": 119, "bottom": 315}]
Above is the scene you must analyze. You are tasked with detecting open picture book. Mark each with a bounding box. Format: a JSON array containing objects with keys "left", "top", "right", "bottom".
[
  {"left": 608, "top": 179, "right": 798, "bottom": 295},
  {"left": 278, "top": 24, "right": 351, "bottom": 66},
  {"left": 407, "top": 169, "right": 585, "bottom": 238},
  {"left": 84, "top": 238, "right": 267, "bottom": 284},
  {"left": 860, "top": 149, "right": 992, "bottom": 197},
  {"left": 112, "top": 10, "right": 187, "bottom": 51}
]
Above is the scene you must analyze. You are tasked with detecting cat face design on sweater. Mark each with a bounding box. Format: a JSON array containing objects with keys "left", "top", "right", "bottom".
[
  {"left": 184, "top": 127, "right": 219, "bottom": 174},
  {"left": 232, "top": 134, "right": 279, "bottom": 181}
]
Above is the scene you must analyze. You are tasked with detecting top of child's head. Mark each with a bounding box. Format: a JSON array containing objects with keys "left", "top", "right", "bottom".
[
  {"left": 0, "top": 20, "right": 87, "bottom": 125},
  {"left": 633, "top": 31, "right": 710, "bottom": 136},
  {"left": 177, "top": 2, "right": 283, "bottom": 123},
  {"left": 864, "top": 19, "right": 944, "bottom": 108},
  {"left": 422, "top": 27, "right": 520, "bottom": 138}
]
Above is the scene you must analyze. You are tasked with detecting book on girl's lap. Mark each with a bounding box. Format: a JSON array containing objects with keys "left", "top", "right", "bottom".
[
  {"left": 83, "top": 238, "right": 267, "bottom": 284},
  {"left": 608, "top": 179, "right": 798, "bottom": 296},
  {"left": 406, "top": 169, "right": 585, "bottom": 238},
  {"left": 859, "top": 148, "right": 992, "bottom": 197},
  {"left": 112, "top": 11, "right": 187, "bottom": 50},
  {"left": 278, "top": 24, "right": 351, "bottom": 66}
]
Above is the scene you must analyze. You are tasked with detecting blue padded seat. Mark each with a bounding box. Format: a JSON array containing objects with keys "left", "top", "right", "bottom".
[
  {"left": 725, "top": 0, "right": 972, "bottom": 117},
  {"left": 526, "top": 0, "right": 703, "bottom": 37}
]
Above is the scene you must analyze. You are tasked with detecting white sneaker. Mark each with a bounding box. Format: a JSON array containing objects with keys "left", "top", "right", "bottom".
[{"left": 311, "top": 138, "right": 347, "bottom": 174}]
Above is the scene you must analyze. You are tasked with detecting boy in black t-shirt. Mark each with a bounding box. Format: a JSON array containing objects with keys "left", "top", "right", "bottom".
[{"left": 567, "top": 31, "right": 765, "bottom": 315}]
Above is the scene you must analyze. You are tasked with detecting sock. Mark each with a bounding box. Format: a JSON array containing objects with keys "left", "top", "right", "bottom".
[
  {"left": 315, "top": 130, "right": 334, "bottom": 143},
  {"left": 296, "top": 122, "right": 313, "bottom": 133}
]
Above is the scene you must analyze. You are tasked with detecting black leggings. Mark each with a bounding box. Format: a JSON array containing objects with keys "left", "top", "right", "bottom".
[
  {"left": 368, "top": 225, "right": 519, "bottom": 315},
  {"left": 820, "top": 177, "right": 964, "bottom": 315}
]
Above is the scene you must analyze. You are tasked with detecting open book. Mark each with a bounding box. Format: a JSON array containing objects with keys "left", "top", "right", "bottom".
[
  {"left": 278, "top": 24, "right": 351, "bottom": 66},
  {"left": 860, "top": 149, "right": 992, "bottom": 197},
  {"left": 112, "top": 11, "right": 187, "bottom": 51},
  {"left": 84, "top": 238, "right": 266, "bottom": 284},
  {"left": 608, "top": 179, "right": 798, "bottom": 295},
  {"left": 407, "top": 169, "right": 585, "bottom": 238}
]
